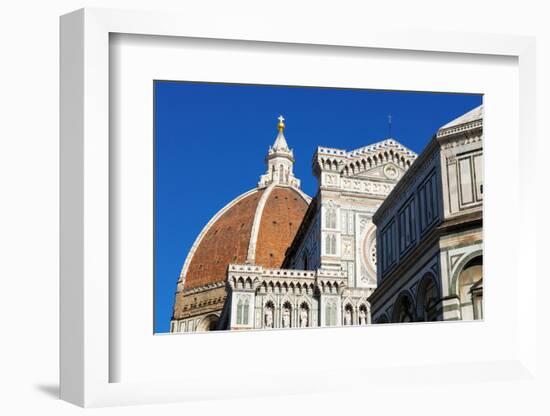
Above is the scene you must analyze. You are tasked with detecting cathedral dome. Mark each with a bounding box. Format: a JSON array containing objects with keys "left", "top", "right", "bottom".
[
  {"left": 180, "top": 185, "right": 310, "bottom": 291},
  {"left": 177, "top": 116, "right": 311, "bottom": 293}
]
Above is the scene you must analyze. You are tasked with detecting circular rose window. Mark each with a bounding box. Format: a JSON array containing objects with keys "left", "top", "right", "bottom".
[
  {"left": 361, "top": 225, "right": 377, "bottom": 276},
  {"left": 369, "top": 240, "right": 377, "bottom": 267}
]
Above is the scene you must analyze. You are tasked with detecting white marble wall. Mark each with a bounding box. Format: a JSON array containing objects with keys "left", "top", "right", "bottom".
[{"left": 370, "top": 109, "right": 483, "bottom": 323}]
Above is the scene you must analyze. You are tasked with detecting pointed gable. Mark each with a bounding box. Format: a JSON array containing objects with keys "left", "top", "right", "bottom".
[{"left": 339, "top": 139, "right": 417, "bottom": 179}]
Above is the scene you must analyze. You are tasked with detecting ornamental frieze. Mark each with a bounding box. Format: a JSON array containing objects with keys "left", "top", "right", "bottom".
[{"left": 341, "top": 178, "right": 395, "bottom": 196}]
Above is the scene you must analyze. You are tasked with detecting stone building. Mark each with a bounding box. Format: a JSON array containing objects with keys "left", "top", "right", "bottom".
[
  {"left": 170, "top": 116, "right": 310, "bottom": 332},
  {"left": 368, "top": 105, "right": 484, "bottom": 323},
  {"left": 171, "top": 115, "right": 418, "bottom": 332}
]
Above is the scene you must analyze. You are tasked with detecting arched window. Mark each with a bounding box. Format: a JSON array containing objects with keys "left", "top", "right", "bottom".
[
  {"left": 196, "top": 314, "right": 219, "bottom": 332},
  {"left": 279, "top": 164, "right": 284, "bottom": 181},
  {"left": 326, "top": 234, "right": 337, "bottom": 255},
  {"left": 264, "top": 301, "right": 274, "bottom": 328},
  {"left": 237, "top": 297, "right": 249, "bottom": 325},
  {"left": 344, "top": 304, "right": 353, "bottom": 325},
  {"left": 325, "top": 207, "right": 337, "bottom": 229},
  {"left": 393, "top": 293, "right": 414, "bottom": 323},
  {"left": 416, "top": 275, "right": 439, "bottom": 322},
  {"left": 299, "top": 302, "right": 309, "bottom": 327},
  {"left": 282, "top": 301, "right": 292, "bottom": 328},
  {"left": 358, "top": 304, "right": 368, "bottom": 325},
  {"left": 458, "top": 256, "right": 483, "bottom": 320}
]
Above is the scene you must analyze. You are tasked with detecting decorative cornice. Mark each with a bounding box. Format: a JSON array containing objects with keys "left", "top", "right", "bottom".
[
  {"left": 436, "top": 119, "right": 482, "bottom": 139},
  {"left": 227, "top": 264, "right": 347, "bottom": 293},
  {"left": 439, "top": 129, "right": 482, "bottom": 150},
  {"left": 315, "top": 139, "right": 416, "bottom": 160},
  {"left": 181, "top": 280, "right": 226, "bottom": 295},
  {"left": 313, "top": 139, "right": 417, "bottom": 181}
]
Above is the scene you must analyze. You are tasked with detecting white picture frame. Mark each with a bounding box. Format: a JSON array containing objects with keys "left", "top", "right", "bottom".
[{"left": 60, "top": 7, "right": 538, "bottom": 408}]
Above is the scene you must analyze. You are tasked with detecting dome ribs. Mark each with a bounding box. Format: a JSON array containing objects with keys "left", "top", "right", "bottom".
[
  {"left": 184, "top": 190, "right": 265, "bottom": 290},
  {"left": 181, "top": 186, "right": 308, "bottom": 294},
  {"left": 255, "top": 187, "right": 309, "bottom": 269}
]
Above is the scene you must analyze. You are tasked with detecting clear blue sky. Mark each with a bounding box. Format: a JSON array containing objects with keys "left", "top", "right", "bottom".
[{"left": 154, "top": 81, "right": 482, "bottom": 333}]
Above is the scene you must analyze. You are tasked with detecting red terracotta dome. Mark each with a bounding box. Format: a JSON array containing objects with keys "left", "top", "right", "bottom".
[
  {"left": 172, "top": 116, "right": 313, "bottom": 328},
  {"left": 180, "top": 185, "right": 310, "bottom": 291}
]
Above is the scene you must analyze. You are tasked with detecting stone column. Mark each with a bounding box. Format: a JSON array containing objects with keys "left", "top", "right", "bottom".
[{"left": 440, "top": 296, "right": 461, "bottom": 320}]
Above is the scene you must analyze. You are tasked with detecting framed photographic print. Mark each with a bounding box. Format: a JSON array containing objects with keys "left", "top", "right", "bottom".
[
  {"left": 60, "top": 7, "right": 538, "bottom": 408},
  {"left": 155, "top": 82, "right": 483, "bottom": 335}
]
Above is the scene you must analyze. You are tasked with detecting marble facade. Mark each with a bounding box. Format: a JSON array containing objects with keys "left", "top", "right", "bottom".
[{"left": 368, "top": 105, "right": 484, "bottom": 323}]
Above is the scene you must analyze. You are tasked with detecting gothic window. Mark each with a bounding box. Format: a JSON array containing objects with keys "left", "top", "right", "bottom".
[
  {"left": 326, "top": 234, "right": 337, "bottom": 255},
  {"left": 237, "top": 297, "right": 249, "bottom": 325},
  {"left": 279, "top": 165, "right": 284, "bottom": 182},
  {"left": 344, "top": 304, "right": 353, "bottom": 325},
  {"left": 282, "top": 301, "right": 292, "bottom": 328},
  {"left": 358, "top": 304, "right": 368, "bottom": 325},
  {"left": 299, "top": 302, "right": 309, "bottom": 328},
  {"left": 325, "top": 206, "right": 337, "bottom": 229},
  {"left": 264, "top": 301, "right": 274, "bottom": 328}
]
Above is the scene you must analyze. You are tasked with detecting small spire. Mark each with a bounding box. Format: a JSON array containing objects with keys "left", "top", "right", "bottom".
[
  {"left": 272, "top": 115, "right": 290, "bottom": 152},
  {"left": 258, "top": 114, "right": 299, "bottom": 189},
  {"left": 278, "top": 115, "right": 285, "bottom": 132}
]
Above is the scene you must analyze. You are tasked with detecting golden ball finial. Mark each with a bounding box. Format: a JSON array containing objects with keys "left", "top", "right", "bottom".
[{"left": 277, "top": 115, "right": 285, "bottom": 132}]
